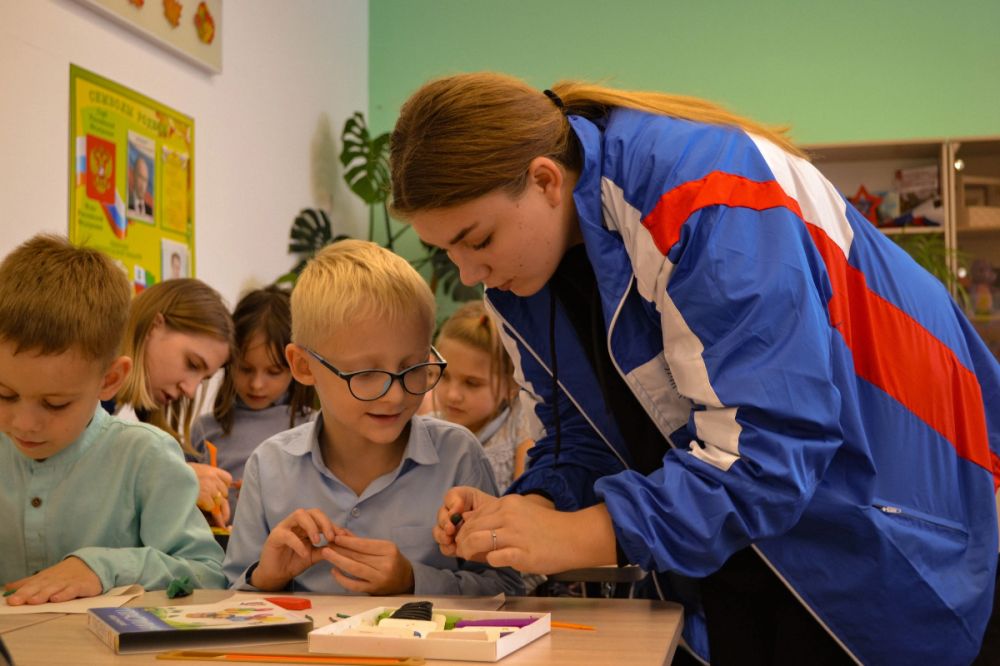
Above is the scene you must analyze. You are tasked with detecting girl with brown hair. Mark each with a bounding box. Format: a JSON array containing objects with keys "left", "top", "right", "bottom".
[{"left": 392, "top": 72, "right": 1000, "bottom": 664}]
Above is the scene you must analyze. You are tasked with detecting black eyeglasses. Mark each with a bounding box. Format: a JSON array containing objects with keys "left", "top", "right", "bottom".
[{"left": 303, "top": 346, "right": 447, "bottom": 401}]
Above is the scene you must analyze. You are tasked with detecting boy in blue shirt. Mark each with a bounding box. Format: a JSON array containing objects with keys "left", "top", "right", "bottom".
[
  {"left": 0, "top": 235, "right": 226, "bottom": 604},
  {"left": 224, "top": 240, "right": 522, "bottom": 596}
]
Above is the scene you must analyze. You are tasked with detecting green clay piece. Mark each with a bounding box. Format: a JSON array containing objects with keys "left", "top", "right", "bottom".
[
  {"left": 2, "top": 589, "right": 14, "bottom": 597},
  {"left": 449, "top": 514, "right": 462, "bottom": 525},
  {"left": 166, "top": 576, "right": 193, "bottom": 598},
  {"left": 444, "top": 614, "right": 461, "bottom": 630}
]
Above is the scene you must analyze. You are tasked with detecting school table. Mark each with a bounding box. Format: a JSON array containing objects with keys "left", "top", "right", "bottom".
[{"left": 1, "top": 590, "right": 683, "bottom": 665}]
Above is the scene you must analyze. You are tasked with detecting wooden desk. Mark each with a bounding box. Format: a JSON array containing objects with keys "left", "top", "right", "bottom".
[{"left": 3, "top": 590, "right": 682, "bottom": 665}]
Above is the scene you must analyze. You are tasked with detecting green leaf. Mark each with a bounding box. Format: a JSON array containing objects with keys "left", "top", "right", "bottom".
[{"left": 340, "top": 112, "right": 390, "bottom": 205}]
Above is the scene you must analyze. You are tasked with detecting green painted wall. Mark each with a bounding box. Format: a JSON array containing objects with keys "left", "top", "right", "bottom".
[{"left": 370, "top": 0, "right": 1000, "bottom": 144}]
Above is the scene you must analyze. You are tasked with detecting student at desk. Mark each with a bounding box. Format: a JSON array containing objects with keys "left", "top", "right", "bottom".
[
  {"left": 111, "top": 279, "right": 235, "bottom": 527},
  {"left": 190, "top": 286, "right": 316, "bottom": 520},
  {"left": 390, "top": 73, "right": 1000, "bottom": 664},
  {"left": 224, "top": 240, "right": 523, "bottom": 597},
  {"left": 0, "top": 235, "right": 226, "bottom": 605}
]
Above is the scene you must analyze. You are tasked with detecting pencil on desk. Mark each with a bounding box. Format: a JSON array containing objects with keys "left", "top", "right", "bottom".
[{"left": 551, "top": 620, "right": 596, "bottom": 631}]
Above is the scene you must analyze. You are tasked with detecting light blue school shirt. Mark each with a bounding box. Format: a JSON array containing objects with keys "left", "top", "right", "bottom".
[
  {"left": 0, "top": 406, "right": 226, "bottom": 590},
  {"left": 224, "top": 414, "right": 524, "bottom": 596}
]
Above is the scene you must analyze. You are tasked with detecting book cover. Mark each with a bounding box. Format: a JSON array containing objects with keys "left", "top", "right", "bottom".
[{"left": 88, "top": 598, "right": 313, "bottom": 654}]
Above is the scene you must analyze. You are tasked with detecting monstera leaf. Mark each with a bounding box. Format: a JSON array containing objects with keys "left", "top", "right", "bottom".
[
  {"left": 275, "top": 208, "right": 348, "bottom": 284},
  {"left": 340, "top": 112, "right": 390, "bottom": 206}
]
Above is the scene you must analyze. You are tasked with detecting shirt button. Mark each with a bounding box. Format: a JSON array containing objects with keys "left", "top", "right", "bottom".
[
  {"left": 351, "top": 507, "right": 360, "bottom": 518},
  {"left": 30, "top": 497, "right": 42, "bottom": 508}
]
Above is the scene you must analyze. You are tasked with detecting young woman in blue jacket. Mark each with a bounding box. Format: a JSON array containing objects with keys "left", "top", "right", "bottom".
[{"left": 390, "top": 72, "right": 1000, "bottom": 665}]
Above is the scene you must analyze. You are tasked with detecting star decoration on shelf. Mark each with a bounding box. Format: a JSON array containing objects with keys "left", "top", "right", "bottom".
[{"left": 849, "top": 185, "right": 883, "bottom": 226}]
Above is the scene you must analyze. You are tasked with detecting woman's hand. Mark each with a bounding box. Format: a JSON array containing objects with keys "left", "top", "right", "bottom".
[
  {"left": 323, "top": 527, "right": 415, "bottom": 596},
  {"left": 190, "top": 462, "right": 232, "bottom": 527},
  {"left": 252, "top": 508, "right": 337, "bottom": 591},
  {"left": 433, "top": 486, "right": 500, "bottom": 557},
  {"left": 3, "top": 557, "right": 102, "bottom": 605},
  {"left": 452, "top": 495, "right": 618, "bottom": 575}
]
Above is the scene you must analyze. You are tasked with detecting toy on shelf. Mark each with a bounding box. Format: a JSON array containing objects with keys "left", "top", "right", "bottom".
[
  {"left": 970, "top": 259, "right": 997, "bottom": 316},
  {"left": 848, "top": 185, "right": 882, "bottom": 226}
]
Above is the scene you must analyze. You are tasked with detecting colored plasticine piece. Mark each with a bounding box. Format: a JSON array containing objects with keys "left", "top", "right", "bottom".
[
  {"left": 166, "top": 576, "right": 194, "bottom": 598},
  {"left": 264, "top": 596, "right": 312, "bottom": 611}
]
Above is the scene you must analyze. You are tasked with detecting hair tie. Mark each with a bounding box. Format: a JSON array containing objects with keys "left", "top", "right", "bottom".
[
  {"left": 543, "top": 89, "right": 565, "bottom": 112},
  {"left": 479, "top": 314, "right": 490, "bottom": 328}
]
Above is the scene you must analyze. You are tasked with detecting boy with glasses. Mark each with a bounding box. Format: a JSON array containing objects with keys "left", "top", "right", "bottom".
[{"left": 224, "top": 240, "right": 523, "bottom": 596}]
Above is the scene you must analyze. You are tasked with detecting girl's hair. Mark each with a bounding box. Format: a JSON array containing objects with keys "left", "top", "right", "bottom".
[
  {"left": 390, "top": 72, "right": 801, "bottom": 215},
  {"left": 212, "top": 286, "right": 315, "bottom": 435},
  {"left": 116, "top": 279, "right": 234, "bottom": 455},
  {"left": 436, "top": 301, "right": 516, "bottom": 409}
]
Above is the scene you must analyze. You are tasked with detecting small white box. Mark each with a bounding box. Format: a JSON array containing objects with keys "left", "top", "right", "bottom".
[{"left": 308, "top": 606, "right": 551, "bottom": 662}]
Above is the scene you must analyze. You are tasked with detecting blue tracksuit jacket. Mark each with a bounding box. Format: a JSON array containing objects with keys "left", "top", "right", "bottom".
[{"left": 487, "top": 108, "right": 1000, "bottom": 664}]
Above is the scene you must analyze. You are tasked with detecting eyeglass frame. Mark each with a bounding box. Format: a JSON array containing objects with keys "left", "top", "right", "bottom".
[{"left": 301, "top": 345, "right": 448, "bottom": 402}]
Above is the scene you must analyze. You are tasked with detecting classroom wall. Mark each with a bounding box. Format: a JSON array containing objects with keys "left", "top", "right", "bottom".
[
  {"left": 369, "top": 0, "right": 1000, "bottom": 144},
  {"left": 0, "top": 0, "right": 368, "bottom": 308}
]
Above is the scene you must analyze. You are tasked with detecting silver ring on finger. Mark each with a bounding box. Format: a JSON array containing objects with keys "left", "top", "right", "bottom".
[{"left": 491, "top": 529, "right": 498, "bottom": 552}]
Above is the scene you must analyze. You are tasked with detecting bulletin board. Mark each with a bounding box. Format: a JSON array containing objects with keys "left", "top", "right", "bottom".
[{"left": 69, "top": 65, "right": 195, "bottom": 292}]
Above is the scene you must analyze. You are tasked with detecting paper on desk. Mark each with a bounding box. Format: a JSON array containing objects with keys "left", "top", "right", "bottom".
[{"left": 0, "top": 584, "right": 144, "bottom": 614}]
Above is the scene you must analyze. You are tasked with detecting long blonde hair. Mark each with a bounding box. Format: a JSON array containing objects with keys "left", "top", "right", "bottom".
[
  {"left": 390, "top": 72, "right": 800, "bottom": 215},
  {"left": 116, "top": 279, "right": 234, "bottom": 454}
]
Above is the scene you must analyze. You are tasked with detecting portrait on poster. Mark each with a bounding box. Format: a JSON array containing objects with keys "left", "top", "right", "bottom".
[
  {"left": 127, "top": 132, "right": 156, "bottom": 221},
  {"left": 161, "top": 238, "right": 190, "bottom": 281}
]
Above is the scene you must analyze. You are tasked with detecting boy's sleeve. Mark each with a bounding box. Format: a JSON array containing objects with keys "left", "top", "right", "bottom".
[
  {"left": 221, "top": 451, "right": 271, "bottom": 589},
  {"left": 70, "top": 437, "right": 226, "bottom": 590},
  {"left": 410, "top": 442, "right": 525, "bottom": 596}
]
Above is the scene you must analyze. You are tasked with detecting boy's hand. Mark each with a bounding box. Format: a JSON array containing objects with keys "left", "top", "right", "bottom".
[
  {"left": 433, "top": 486, "right": 499, "bottom": 557},
  {"left": 324, "top": 528, "right": 415, "bottom": 595},
  {"left": 4, "top": 557, "right": 101, "bottom": 605},
  {"left": 251, "top": 508, "right": 336, "bottom": 591},
  {"left": 191, "top": 462, "right": 233, "bottom": 528}
]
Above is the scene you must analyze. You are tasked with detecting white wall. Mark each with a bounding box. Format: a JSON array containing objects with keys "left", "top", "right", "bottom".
[{"left": 0, "top": 0, "right": 368, "bottom": 307}]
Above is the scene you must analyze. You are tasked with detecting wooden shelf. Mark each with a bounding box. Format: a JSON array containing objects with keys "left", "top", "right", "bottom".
[{"left": 880, "top": 226, "right": 944, "bottom": 236}]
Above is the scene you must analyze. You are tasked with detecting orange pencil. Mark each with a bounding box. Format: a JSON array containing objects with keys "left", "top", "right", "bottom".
[
  {"left": 551, "top": 620, "right": 596, "bottom": 631},
  {"left": 201, "top": 440, "right": 224, "bottom": 524}
]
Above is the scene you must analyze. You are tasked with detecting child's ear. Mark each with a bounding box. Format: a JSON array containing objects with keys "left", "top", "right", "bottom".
[
  {"left": 98, "top": 355, "right": 133, "bottom": 400},
  {"left": 285, "top": 343, "right": 316, "bottom": 386}
]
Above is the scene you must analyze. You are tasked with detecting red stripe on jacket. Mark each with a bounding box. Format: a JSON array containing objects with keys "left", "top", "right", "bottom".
[{"left": 641, "top": 171, "right": 994, "bottom": 484}]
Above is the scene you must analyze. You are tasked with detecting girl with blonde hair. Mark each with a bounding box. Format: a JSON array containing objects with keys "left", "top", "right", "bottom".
[
  {"left": 433, "top": 301, "right": 537, "bottom": 491},
  {"left": 114, "top": 278, "right": 234, "bottom": 526}
]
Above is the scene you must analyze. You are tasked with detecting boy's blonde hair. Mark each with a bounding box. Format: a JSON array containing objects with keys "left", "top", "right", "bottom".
[
  {"left": 116, "top": 279, "right": 234, "bottom": 453},
  {"left": 0, "top": 234, "right": 130, "bottom": 364},
  {"left": 292, "top": 239, "right": 435, "bottom": 349}
]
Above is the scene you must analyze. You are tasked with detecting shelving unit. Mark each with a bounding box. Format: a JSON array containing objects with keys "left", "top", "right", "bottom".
[{"left": 804, "top": 136, "right": 1000, "bottom": 360}]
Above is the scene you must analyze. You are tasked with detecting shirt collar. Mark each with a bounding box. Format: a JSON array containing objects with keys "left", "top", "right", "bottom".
[{"left": 286, "top": 413, "right": 442, "bottom": 469}]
